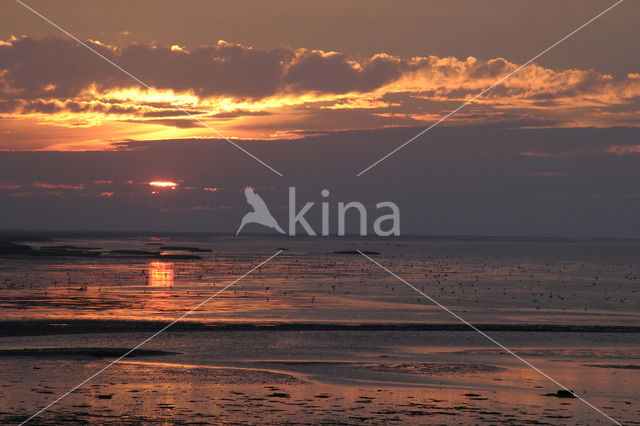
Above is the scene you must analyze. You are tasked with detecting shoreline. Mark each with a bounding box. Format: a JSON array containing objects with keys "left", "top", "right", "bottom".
[{"left": 2, "top": 319, "right": 639, "bottom": 337}]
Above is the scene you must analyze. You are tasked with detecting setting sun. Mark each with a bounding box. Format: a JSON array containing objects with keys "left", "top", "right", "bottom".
[{"left": 148, "top": 181, "right": 178, "bottom": 189}]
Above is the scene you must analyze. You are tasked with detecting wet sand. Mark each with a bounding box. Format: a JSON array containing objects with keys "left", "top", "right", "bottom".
[
  {"left": 1, "top": 235, "right": 639, "bottom": 424},
  {"left": 1, "top": 329, "right": 639, "bottom": 424}
]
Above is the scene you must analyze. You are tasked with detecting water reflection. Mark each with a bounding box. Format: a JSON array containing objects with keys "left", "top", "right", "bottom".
[{"left": 148, "top": 261, "right": 174, "bottom": 287}]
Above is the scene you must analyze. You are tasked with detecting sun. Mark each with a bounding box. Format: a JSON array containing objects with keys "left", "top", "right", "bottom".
[{"left": 149, "top": 181, "right": 178, "bottom": 189}]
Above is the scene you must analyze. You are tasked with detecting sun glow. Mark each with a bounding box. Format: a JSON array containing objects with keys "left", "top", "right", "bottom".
[{"left": 149, "top": 181, "right": 178, "bottom": 189}]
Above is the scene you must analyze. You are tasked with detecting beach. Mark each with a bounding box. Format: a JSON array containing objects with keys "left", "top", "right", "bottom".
[{"left": 1, "top": 234, "right": 639, "bottom": 424}]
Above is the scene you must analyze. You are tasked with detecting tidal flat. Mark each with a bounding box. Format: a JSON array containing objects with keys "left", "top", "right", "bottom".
[{"left": 1, "top": 234, "right": 638, "bottom": 424}]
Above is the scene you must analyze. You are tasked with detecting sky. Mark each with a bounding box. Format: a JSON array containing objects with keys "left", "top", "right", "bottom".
[{"left": 0, "top": 0, "right": 639, "bottom": 237}]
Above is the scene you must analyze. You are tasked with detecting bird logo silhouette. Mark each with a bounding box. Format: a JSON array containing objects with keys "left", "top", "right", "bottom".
[{"left": 236, "top": 186, "right": 285, "bottom": 235}]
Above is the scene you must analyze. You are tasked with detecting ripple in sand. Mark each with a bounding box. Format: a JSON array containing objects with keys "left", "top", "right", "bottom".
[{"left": 360, "top": 362, "right": 504, "bottom": 375}]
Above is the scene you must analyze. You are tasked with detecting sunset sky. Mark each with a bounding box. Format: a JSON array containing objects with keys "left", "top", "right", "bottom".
[{"left": 1, "top": 0, "right": 639, "bottom": 236}]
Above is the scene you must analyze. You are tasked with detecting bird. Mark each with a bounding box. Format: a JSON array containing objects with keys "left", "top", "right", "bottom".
[{"left": 236, "top": 186, "right": 285, "bottom": 235}]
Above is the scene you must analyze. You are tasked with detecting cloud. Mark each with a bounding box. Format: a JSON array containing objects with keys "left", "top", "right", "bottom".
[
  {"left": 31, "top": 182, "right": 84, "bottom": 190},
  {"left": 3, "top": 37, "right": 639, "bottom": 106},
  {"left": 8, "top": 190, "right": 64, "bottom": 198},
  {"left": 0, "top": 38, "right": 289, "bottom": 100},
  {"left": 523, "top": 144, "right": 640, "bottom": 158},
  {"left": 2, "top": 37, "right": 640, "bottom": 149},
  {"left": 123, "top": 118, "right": 203, "bottom": 128},
  {"left": 211, "top": 109, "right": 272, "bottom": 119},
  {"left": 519, "top": 150, "right": 586, "bottom": 159},
  {"left": 283, "top": 51, "right": 406, "bottom": 94},
  {"left": 142, "top": 109, "right": 204, "bottom": 117},
  {"left": 606, "top": 144, "right": 640, "bottom": 155},
  {"left": 0, "top": 181, "right": 85, "bottom": 190}
]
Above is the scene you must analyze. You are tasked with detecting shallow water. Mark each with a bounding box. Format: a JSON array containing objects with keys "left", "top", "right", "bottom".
[
  {"left": 1, "top": 235, "right": 639, "bottom": 325},
  {"left": 1, "top": 234, "right": 639, "bottom": 424}
]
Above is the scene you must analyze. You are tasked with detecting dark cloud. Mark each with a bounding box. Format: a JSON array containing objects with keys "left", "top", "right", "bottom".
[
  {"left": 0, "top": 38, "right": 290, "bottom": 100},
  {"left": 4, "top": 37, "right": 637, "bottom": 105},
  {"left": 466, "top": 57, "right": 513, "bottom": 79},
  {"left": 283, "top": 51, "right": 406, "bottom": 94},
  {"left": 122, "top": 118, "right": 203, "bottom": 128},
  {"left": 0, "top": 38, "right": 415, "bottom": 101},
  {"left": 20, "top": 99, "right": 64, "bottom": 114},
  {"left": 142, "top": 109, "right": 204, "bottom": 117},
  {"left": 4, "top": 98, "right": 140, "bottom": 115},
  {"left": 210, "top": 110, "right": 272, "bottom": 119}
]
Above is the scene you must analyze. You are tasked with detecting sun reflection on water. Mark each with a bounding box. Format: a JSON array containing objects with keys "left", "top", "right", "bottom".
[{"left": 149, "top": 261, "right": 174, "bottom": 287}]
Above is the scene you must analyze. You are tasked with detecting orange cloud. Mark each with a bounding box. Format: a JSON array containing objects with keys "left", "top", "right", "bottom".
[
  {"left": 32, "top": 182, "right": 84, "bottom": 190},
  {"left": 0, "top": 181, "right": 84, "bottom": 190},
  {"left": 9, "top": 190, "right": 64, "bottom": 198},
  {"left": 0, "top": 183, "right": 22, "bottom": 190},
  {"left": 2, "top": 37, "right": 640, "bottom": 150},
  {"left": 519, "top": 150, "right": 585, "bottom": 159}
]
